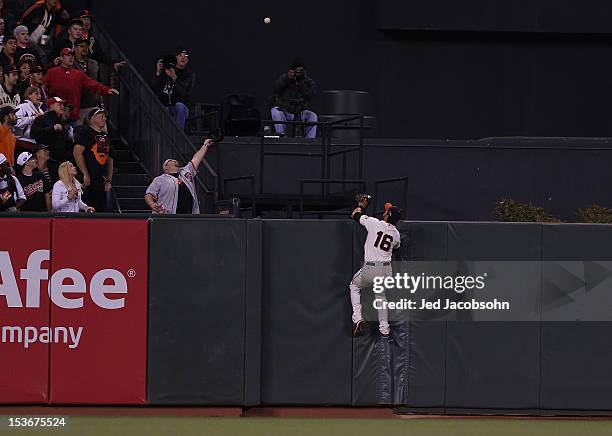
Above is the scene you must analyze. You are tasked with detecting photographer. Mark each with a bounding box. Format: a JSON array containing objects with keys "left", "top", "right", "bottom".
[
  {"left": 271, "top": 58, "right": 317, "bottom": 139},
  {"left": 152, "top": 52, "right": 193, "bottom": 129}
]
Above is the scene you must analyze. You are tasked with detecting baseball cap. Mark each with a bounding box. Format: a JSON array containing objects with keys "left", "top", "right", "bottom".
[
  {"left": 176, "top": 47, "right": 189, "bottom": 56},
  {"left": 69, "top": 18, "right": 84, "bottom": 27},
  {"left": 80, "top": 10, "right": 94, "bottom": 20},
  {"left": 4, "top": 65, "right": 17, "bottom": 74},
  {"left": 74, "top": 37, "right": 89, "bottom": 47},
  {"left": 162, "top": 158, "right": 180, "bottom": 167},
  {"left": 291, "top": 57, "right": 306, "bottom": 69},
  {"left": 13, "top": 25, "right": 28, "bottom": 37},
  {"left": 46, "top": 96, "right": 66, "bottom": 107},
  {"left": 32, "top": 144, "right": 49, "bottom": 153},
  {"left": 0, "top": 153, "right": 6, "bottom": 165},
  {"left": 387, "top": 206, "right": 402, "bottom": 225},
  {"left": 16, "top": 151, "right": 35, "bottom": 167},
  {"left": 88, "top": 107, "right": 107, "bottom": 119},
  {"left": 60, "top": 48, "right": 74, "bottom": 56}
]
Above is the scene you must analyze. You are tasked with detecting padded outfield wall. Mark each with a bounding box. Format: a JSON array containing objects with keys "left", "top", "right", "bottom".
[{"left": 1, "top": 216, "right": 611, "bottom": 413}]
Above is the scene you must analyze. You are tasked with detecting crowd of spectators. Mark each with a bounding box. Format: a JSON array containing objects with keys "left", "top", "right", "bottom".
[
  {"left": 0, "top": 0, "right": 120, "bottom": 214},
  {"left": 0, "top": 3, "right": 321, "bottom": 216}
]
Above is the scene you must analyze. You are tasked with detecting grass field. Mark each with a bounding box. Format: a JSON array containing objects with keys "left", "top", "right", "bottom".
[{"left": 3, "top": 416, "right": 612, "bottom": 436}]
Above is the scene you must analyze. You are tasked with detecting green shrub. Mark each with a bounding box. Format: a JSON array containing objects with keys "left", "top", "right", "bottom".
[
  {"left": 577, "top": 204, "right": 612, "bottom": 223},
  {"left": 493, "top": 198, "right": 560, "bottom": 223}
]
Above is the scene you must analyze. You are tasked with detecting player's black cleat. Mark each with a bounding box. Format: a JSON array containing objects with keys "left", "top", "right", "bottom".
[{"left": 353, "top": 320, "right": 366, "bottom": 337}]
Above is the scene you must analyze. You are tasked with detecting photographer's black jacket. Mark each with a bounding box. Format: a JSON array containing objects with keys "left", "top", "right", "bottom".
[
  {"left": 273, "top": 73, "right": 317, "bottom": 113},
  {"left": 175, "top": 67, "right": 195, "bottom": 104},
  {"left": 151, "top": 68, "right": 195, "bottom": 107}
]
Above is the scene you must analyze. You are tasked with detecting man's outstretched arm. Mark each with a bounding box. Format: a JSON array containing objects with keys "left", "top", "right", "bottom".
[{"left": 190, "top": 138, "right": 214, "bottom": 169}]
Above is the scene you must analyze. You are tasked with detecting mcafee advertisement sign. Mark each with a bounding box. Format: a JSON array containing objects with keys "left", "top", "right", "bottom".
[
  {"left": 0, "top": 218, "right": 51, "bottom": 404},
  {"left": 49, "top": 219, "right": 148, "bottom": 404}
]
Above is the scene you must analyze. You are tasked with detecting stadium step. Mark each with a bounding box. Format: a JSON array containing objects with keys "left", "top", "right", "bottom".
[
  {"left": 114, "top": 161, "right": 146, "bottom": 174},
  {"left": 114, "top": 185, "right": 147, "bottom": 198},
  {"left": 113, "top": 149, "right": 133, "bottom": 161},
  {"left": 109, "top": 133, "right": 154, "bottom": 213},
  {"left": 118, "top": 197, "right": 149, "bottom": 211},
  {"left": 113, "top": 173, "right": 150, "bottom": 185}
]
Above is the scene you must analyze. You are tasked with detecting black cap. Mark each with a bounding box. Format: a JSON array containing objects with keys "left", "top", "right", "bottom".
[
  {"left": 87, "top": 107, "right": 107, "bottom": 119},
  {"left": 74, "top": 37, "right": 89, "bottom": 46},
  {"left": 176, "top": 47, "right": 188, "bottom": 55},
  {"left": 387, "top": 206, "right": 402, "bottom": 225},
  {"left": 32, "top": 144, "right": 49, "bottom": 153},
  {"left": 4, "top": 65, "right": 17, "bottom": 74},
  {"left": 291, "top": 57, "right": 305, "bottom": 69},
  {"left": 69, "top": 18, "right": 84, "bottom": 27},
  {"left": 79, "top": 10, "right": 94, "bottom": 20}
]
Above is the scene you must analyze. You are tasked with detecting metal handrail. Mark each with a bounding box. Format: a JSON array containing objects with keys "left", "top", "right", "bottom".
[
  {"left": 325, "top": 115, "right": 364, "bottom": 126},
  {"left": 299, "top": 178, "right": 366, "bottom": 218},
  {"left": 259, "top": 115, "right": 365, "bottom": 196},
  {"left": 110, "top": 187, "right": 122, "bottom": 213},
  {"left": 373, "top": 176, "right": 409, "bottom": 215},
  {"left": 260, "top": 115, "right": 364, "bottom": 128},
  {"left": 223, "top": 175, "right": 256, "bottom": 216},
  {"left": 327, "top": 146, "right": 360, "bottom": 157},
  {"left": 94, "top": 24, "right": 218, "bottom": 211}
]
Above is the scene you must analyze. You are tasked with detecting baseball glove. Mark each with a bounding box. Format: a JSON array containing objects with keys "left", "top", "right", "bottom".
[{"left": 355, "top": 193, "right": 372, "bottom": 209}]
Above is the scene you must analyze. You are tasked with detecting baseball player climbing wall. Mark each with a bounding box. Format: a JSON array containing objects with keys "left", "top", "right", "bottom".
[{"left": 350, "top": 198, "right": 402, "bottom": 337}]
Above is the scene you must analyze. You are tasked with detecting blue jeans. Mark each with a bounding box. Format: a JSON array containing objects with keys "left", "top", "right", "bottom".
[
  {"left": 271, "top": 106, "right": 317, "bottom": 138},
  {"left": 168, "top": 102, "right": 189, "bottom": 129}
]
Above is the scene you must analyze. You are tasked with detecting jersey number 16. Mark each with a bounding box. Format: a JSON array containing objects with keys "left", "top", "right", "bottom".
[{"left": 374, "top": 231, "right": 393, "bottom": 252}]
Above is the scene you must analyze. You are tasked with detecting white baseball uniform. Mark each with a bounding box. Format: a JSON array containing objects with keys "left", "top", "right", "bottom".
[{"left": 350, "top": 214, "right": 401, "bottom": 335}]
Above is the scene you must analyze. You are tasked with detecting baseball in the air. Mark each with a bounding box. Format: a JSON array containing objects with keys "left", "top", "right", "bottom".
[{"left": 264, "top": 17, "right": 271, "bottom": 24}]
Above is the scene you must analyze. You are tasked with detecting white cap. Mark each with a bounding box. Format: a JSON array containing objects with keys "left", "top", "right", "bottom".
[
  {"left": 0, "top": 153, "right": 6, "bottom": 165},
  {"left": 17, "top": 151, "right": 33, "bottom": 167}
]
